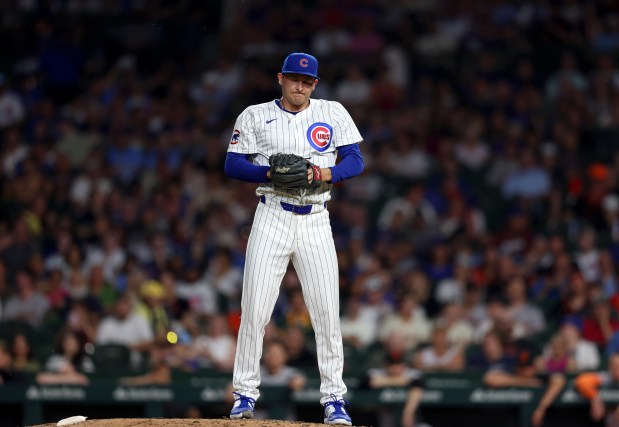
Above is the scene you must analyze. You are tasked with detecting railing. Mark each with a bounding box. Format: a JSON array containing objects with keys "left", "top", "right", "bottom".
[{"left": 0, "top": 373, "right": 605, "bottom": 427}]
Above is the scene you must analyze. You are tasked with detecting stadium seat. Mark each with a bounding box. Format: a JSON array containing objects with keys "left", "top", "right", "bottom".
[
  {"left": 0, "top": 320, "right": 36, "bottom": 343},
  {"left": 91, "top": 344, "right": 132, "bottom": 376}
]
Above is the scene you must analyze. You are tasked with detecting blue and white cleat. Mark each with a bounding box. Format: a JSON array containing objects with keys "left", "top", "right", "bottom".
[
  {"left": 324, "top": 395, "right": 352, "bottom": 425},
  {"left": 230, "top": 392, "right": 256, "bottom": 419}
]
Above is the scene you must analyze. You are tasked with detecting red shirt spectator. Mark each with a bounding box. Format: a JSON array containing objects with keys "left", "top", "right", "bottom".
[{"left": 582, "top": 298, "right": 619, "bottom": 347}]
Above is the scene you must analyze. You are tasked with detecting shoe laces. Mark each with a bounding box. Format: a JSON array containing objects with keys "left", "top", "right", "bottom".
[
  {"left": 326, "top": 393, "right": 350, "bottom": 413},
  {"left": 233, "top": 392, "right": 256, "bottom": 408}
]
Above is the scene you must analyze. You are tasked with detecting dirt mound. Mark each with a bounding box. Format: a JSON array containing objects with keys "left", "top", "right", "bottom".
[{"left": 35, "top": 418, "right": 363, "bottom": 427}]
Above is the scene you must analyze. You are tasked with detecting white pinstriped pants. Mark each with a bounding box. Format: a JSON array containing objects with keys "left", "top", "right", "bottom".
[{"left": 232, "top": 198, "right": 346, "bottom": 405}]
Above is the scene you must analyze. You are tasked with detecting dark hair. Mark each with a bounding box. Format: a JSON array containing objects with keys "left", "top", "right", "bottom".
[
  {"left": 55, "top": 328, "right": 85, "bottom": 368},
  {"left": 10, "top": 333, "right": 33, "bottom": 360},
  {"left": 265, "top": 339, "right": 288, "bottom": 355}
]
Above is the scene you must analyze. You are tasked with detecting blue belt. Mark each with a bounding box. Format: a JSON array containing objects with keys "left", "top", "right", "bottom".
[{"left": 260, "top": 195, "right": 320, "bottom": 215}]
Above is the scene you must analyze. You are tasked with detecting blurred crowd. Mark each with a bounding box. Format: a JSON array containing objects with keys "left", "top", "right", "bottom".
[{"left": 1, "top": 0, "right": 619, "bottom": 394}]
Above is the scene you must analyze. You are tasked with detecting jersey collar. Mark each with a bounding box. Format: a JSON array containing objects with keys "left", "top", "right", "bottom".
[{"left": 274, "top": 99, "right": 312, "bottom": 115}]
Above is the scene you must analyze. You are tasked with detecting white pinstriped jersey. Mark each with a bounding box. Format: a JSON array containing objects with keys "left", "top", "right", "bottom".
[{"left": 227, "top": 99, "right": 362, "bottom": 205}]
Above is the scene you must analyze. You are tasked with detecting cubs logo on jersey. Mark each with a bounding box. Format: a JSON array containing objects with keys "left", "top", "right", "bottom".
[
  {"left": 307, "top": 122, "right": 332, "bottom": 152},
  {"left": 230, "top": 129, "right": 240, "bottom": 144}
]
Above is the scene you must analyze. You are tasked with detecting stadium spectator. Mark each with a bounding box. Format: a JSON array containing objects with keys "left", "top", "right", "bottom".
[
  {"left": 576, "top": 353, "right": 619, "bottom": 426},
  {"left": 483, "top": 338, "right": 566, "bottom": 427},
  {"left": 501, "top": 149, "right": 551, "bottom": 200},
  {"left": 340, "top": 297, "right": 378, "bottom": 350},
  {"left": 364, "top": 339, "right": 426, "bottom": 427},
  {"left": 119, "top": 344, "right": 172, "bottom": 386},
  {"left": 203, "top": 247, "right": 242, "bottom": 311},
  {"left": 561, "top": 272, "right": 590, "bottom": 317},
  {"left": 66, "top": 298, "right": 100, "bottom": 347},
  {"left": 378, "top": 293, "right": 431, "bottom": 352},
  {"left": 283, "top": 289, "right": 312, "bottom": 331},
  {"left": 334, "top": 66, "right": 372, "bottom": 107},
  {"left": 255, "top": 340, "right": 306, "bottom": 420},
  {"left": 283, "top": 326, "right": 317, "bottom": 370},
  {"left": 36, "top": 328, "right": 92, "bottom": 385},
  {"left": 599, "top": 250, "right": 618, "bottom": 299},
  {"left": 435, "top": 302, "right": 474, "bottom": 347},
  {"left": 0, "top": 74, "right": 25, "bottom": 129},
  {"left": 534, "top": 333, "right": 577, "bottom": 374},
  {"left": 413, "top": 322, "right": 464, "bottom": 372},
  {"left": 2, "top": 270, "right": 49, "bottom": 327},
  {"left": 462, "top": 284, "right": 488, "bottom": 339},
  {"left": 88, "top": 264, "right": 117, "bottom": 311},
  {"left": 504, "top": 275, "right": 546, "bottom": 338},
  {"left": 136, "top": 280, "right": 170, "bottom": 344},
  {"left": 10, "top": 333, "right": 39, "bottom": 373},
  {"left": 261, "top": 340, "right": 306, "bottom": 391},
  {"left": 190, "top": 314, "right": 235, "bottom": 372},
  {"left": 378, "top": 183, "right": 438, "bottom": 233},
  {"left": 575, "top": 227, "right": 602, "bottom": 284},
  {"left": 434, "top": 263, "right": 470, "bottom": 307},
  {"left": 0, "top": 342, "right": 20, "bottom": 384},
  {"left": 560, "top": 321, "right": 600, "bottom": 371},
  {"left": 467, "top": 330, "right": 513, "bottom": 372},
  {"left": 454, "top": 117, "right": 490, "bottom": 171},
  {"left": 175, "top": 265, "right": 217, "bottom": 318},
  {"left": 582, "top": 296, "right": 619, "bottom": 349},
  {"left": 42, "top": 268, "right": 69, "bottom": 312},
  {"left": 604, "top": 328, "right": 619, "bottom": 358},
  {"left": 357, "top": 273, "right": 393, "bottom": 326},
  {"left": 95, "top": 294, "right": 153, "bottom": 353}
]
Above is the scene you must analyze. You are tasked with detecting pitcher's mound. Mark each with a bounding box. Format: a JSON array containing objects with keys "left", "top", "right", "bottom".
[{"left": 35, "top": 419, "right": 360, "bottom": 427}]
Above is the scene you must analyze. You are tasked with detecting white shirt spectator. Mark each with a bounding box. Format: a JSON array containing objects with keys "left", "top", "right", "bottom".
[
  {"left": 454, "top": 139, "right": 490, "bottom": 170},
  {"left": 378, "top": 197, "right": 437, "bottom": 231},
  {"left": 0, "top": 88, "right": 25, "bottom": 128},
  {"left": 96, "top": 312, "right": 154, "bottom": 346},
  {"left": 387, "top": 148, "right": 432, "bottom": 179},
  {"left": 509, "top": 303, "right": 546, "bottom": 337},
  {"left": 204, "top": 265, "right": 242, "bottom": 299},
  {"left": 383, "top": 45, "right": 409, "bottom": 88},
  {"left": 2, "top": 142, "right": 28, "bottom": 178},
  {"left": 379, "top": 309, "right": 431, "bottom": 351},
  {"left": 416, "top": 345, "right": 461, "bottom": 369},
  {"left": 572, "top": 339, "right": 600, "bottom": 371},
  {"left": 435, "top": 277, "right": 466, "bottom": 305},
  {"left": 193, "top": 334, "right": 236, "bottom": 368},
  {"left": 311, "top": 28, "right": 351, "bottom": 56},
  {"left": 45, "top": 354, "right": 95, "bottom": 374},
  {"left": 561, "top": 323, "right": 600, "bottom": 371},
  {"left": 176, "top": 278, "right": 217, "bottom": 316},
  {"left": 3, "top": 291, "right": 50, "bottom": 327},
  {"left": 575, "top": 249, "right": 601, "bottom": 283},
  {"left": 445, "top": 319, "right": 475, "bottom": 347},
  {"left": 85, "top": 236, "right": 126, "bottom": 283},
  {"left": 334, "top": 68, "right": 372, "bottom": 105},
  {"left": 340, "top": 301, "right": 378, "bottom": 349},
  {"left": 260, "top": 364, "right": 302, "bottom": 386}
]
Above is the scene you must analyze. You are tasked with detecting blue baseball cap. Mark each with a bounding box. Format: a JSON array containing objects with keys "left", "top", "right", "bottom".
[{"left": 281, "top": 52, "right": 319, "bottom": 80}]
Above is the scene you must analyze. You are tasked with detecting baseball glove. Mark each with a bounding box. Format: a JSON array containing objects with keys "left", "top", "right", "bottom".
[{"left": 269, "top": 153, "right": 322, "bottom": 190}]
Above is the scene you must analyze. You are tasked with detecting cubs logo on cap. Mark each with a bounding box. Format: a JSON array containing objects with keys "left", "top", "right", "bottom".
[
  {"left": 307, "top": 122, "right": 332, "bottom": 152},
  {"left": 230, "top": 129, "right": 240, "bottom": 144},
  {"left": 282, "top": 53, "right": 319, "bottom": 80}
]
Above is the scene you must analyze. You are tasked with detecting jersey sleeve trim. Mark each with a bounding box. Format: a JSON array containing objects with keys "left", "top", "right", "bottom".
[{"left": 227, "top": 107, "right": 259, "bottom": 154}]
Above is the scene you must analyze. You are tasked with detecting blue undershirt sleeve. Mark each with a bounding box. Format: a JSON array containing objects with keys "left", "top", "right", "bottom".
[
  {"left": 330, "top": 144, "right": 364, "bottom": 183},
  {"left": 224, "top": 152, "right": 270, "bottom": 183}
]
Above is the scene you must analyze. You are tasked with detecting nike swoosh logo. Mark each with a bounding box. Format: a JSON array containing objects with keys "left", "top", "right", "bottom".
[{"left": 266, "top": 119, "right": 277, "bottom": 124}]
